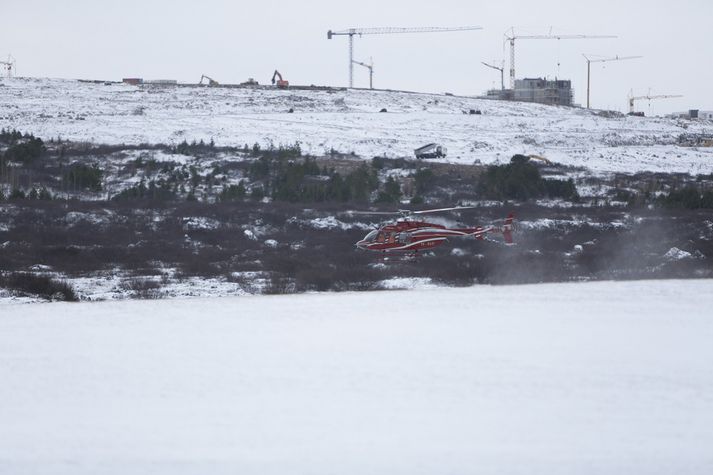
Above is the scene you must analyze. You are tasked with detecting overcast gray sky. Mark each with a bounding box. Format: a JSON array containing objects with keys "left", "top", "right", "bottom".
[{"left": 2, "top": 0, "right": 711, "bottom": 113}]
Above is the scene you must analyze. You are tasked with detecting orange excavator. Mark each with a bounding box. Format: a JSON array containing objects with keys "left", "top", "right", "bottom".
[{"left": 271, "top": 70, "right": 289, "bottom": 89}]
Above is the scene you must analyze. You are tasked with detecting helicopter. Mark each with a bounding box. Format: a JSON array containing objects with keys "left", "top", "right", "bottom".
[{"left": 351, "top": 207, "right": 514, "bottom": 253}]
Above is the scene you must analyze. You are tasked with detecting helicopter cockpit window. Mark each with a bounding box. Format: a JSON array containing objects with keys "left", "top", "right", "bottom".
[
  {"left": 376, "top": 232, "right": 385, "bottom": 243},
  {"left": 363, "top": 230, "right": 378, "bottom": 242}
]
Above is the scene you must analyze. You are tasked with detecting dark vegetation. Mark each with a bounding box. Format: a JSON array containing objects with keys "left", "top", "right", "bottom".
[
  {"left": 2, "top": 130, "right": 713, "bottom": 300},
  {"left": 0, "top": 272, "right": 78, "bottom": 302},
  {"left": 658, "top": 186, "right": 713, "bottom": 210},
  {"left": 477, "top": 155, "right": 579, "bottom": 201}
]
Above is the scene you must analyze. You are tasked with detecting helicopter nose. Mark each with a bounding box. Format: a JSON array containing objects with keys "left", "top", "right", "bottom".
[{"left": 355, "top": 241, "right": 366, "bottom": 250}]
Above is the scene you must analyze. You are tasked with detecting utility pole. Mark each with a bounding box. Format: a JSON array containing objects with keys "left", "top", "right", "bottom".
[
  {"left": 583, "top": 54, "right": 642, "bottom": 108},
  {"left": 328, "top": 26, "right": 482, "bottom": 88},
  {"left": 504, "top": 29, "right": 616, "bottom": 90}
]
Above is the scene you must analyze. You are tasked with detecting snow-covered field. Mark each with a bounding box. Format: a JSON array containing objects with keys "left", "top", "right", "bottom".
[
  {"left": 1, "top": 280, "right": 712, "bottom": 474},
  {"left": 2, "top": 77, "right": 713, "bottom": 174}
]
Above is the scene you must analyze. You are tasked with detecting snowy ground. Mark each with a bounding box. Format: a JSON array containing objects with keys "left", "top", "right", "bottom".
[
  {"left": 1, "top": 280, "right": 712, "bottom": 475},
  {"left": 2, "top": 78, "right": 713, "bottom": 174}
]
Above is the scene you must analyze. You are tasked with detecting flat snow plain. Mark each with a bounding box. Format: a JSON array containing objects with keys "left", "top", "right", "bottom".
[
  {"left": 2, "top": 78, "right": 713, "bottom": 174},
  {"left": 1, "top": 280, "right": 712, "bottom": 475}
]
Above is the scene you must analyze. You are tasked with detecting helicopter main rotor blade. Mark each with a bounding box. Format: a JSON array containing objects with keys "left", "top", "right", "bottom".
[
  {"left": 343, "top": 210, "right": 399, "bottom": 216},
  {"left": 345, "top": 206, "right": 480, "bottom": 217},
  {"left": 410, "top": 206, "right": 480, "bottom": 215}
]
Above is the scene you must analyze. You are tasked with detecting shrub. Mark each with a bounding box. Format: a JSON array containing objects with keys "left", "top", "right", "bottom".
[
  {"left": 658, "top": 187, "right": 713, "bottom": 209},
  {"left": 9, "top": 188, "right": 26, "bottom": 200},
  {"left": 0, "top": 273, "right": 78, "bottom": 301},
  {"left": 219, "top": 182, "right": 247, "bottom": 202},
  {"left": 120, "top": 278, "right": 162, "bottom": 299},
  {"left": 250, "top": 186, "right": 266, "bottom": 201}
]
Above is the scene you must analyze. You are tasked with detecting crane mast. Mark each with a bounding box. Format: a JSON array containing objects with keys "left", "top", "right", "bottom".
[
  {"left": 328, "top": 26, "right": 482, "bottom": 88},
  {"left": 504, "top": 29, "right": 616, "bottom": 89},
  {"left": 583, "top": 54, "right": 642, "bottom": 108}
]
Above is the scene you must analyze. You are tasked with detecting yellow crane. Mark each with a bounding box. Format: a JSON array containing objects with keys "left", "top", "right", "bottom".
[{"left": 628, "top": 91, "right": 683, "bottom": 115}]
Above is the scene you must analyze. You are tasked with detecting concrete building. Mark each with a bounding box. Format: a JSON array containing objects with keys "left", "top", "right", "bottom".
[
  {"left": 513, "top": 78, "right": 573, "bottom": 107},
  {"left": 485, "top": 88, "right": 514, "bottom": 101},
  {"left": 669, "top": 110, "right": 713, "bottom": 120}
]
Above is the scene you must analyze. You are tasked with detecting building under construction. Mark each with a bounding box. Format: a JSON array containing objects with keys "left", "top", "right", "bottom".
[
  {"left": 485, "top": 77, "right": 573, "bottom": 107},
  {"left": 514, "top": 78, "right": 573, "bottom": 106}
]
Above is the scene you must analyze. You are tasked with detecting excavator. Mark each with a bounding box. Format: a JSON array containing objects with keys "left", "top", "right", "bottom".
[
  {"left": 199, "top": 75, "right": 219, "bottom": 86},
  {"left": 271, "top": 70, "right": 289, "bottom": 89}
]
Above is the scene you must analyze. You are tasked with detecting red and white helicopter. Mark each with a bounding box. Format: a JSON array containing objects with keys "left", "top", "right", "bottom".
[{"left": 352, "top": 207, "right": 515, "bottom": 254}]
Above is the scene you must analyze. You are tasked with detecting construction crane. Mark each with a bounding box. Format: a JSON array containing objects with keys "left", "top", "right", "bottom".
[
  {"left": 0, "top": 55, "right": 15, "bottom": 78},
  {"left": 628, "top": 92, "right": 683, "bottom": 115},
  {"left": 504, "top": 28, "right": 617, "bottom": 89},
  {"left": 327, "top": 26, "right": 483, "bottom": 88},
  {"left": 481, "top": 61, "right": 505, "bottom": 90},
  {"left": 199, "top": 74, "right": 219, "bottom": 86},
  {"left": 352, "top": 58, "right": 374, "bottom": 89},
  {"left": 271, "top": 70, "right": 289, "bottom": 89},
  {"left": 583, "top": 55, "right": 642, "bottom": 108}
]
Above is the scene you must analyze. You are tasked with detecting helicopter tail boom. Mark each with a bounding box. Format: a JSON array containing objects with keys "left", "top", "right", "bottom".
[{"left": 471, "top": 212, "right": 514, "bottom": 243}]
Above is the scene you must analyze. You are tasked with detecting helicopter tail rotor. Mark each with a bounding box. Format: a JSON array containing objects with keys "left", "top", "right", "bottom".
[
  {"left": 478, "top": 212, "right": 515, "bottom": 244},
  {"left": 500, "top": 212, "right": 515, "bottom": 244}
]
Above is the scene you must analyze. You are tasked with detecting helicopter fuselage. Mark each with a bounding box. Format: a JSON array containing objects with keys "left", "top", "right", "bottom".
[{"left": 355, "top": 219, "right": 498, "bottom": 253}]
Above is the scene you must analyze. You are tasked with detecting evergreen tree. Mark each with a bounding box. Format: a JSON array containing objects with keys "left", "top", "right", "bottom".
[
  {"left": 9, "top": 188, "right": 25, "bottom": 200},
  {"left": 375, "top": 176, "right": 402, "bottom": 203},
  {"left": 38, "top": 188, "right": 53, "bottom": 200}
]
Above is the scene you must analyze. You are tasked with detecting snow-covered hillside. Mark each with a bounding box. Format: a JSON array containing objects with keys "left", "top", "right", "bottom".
[
  {"left": 1, "top": 280, "right": 712, "bottom": 474},
  {"left": 2, "top": 78, "right": 712, "bottom": 174}
]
